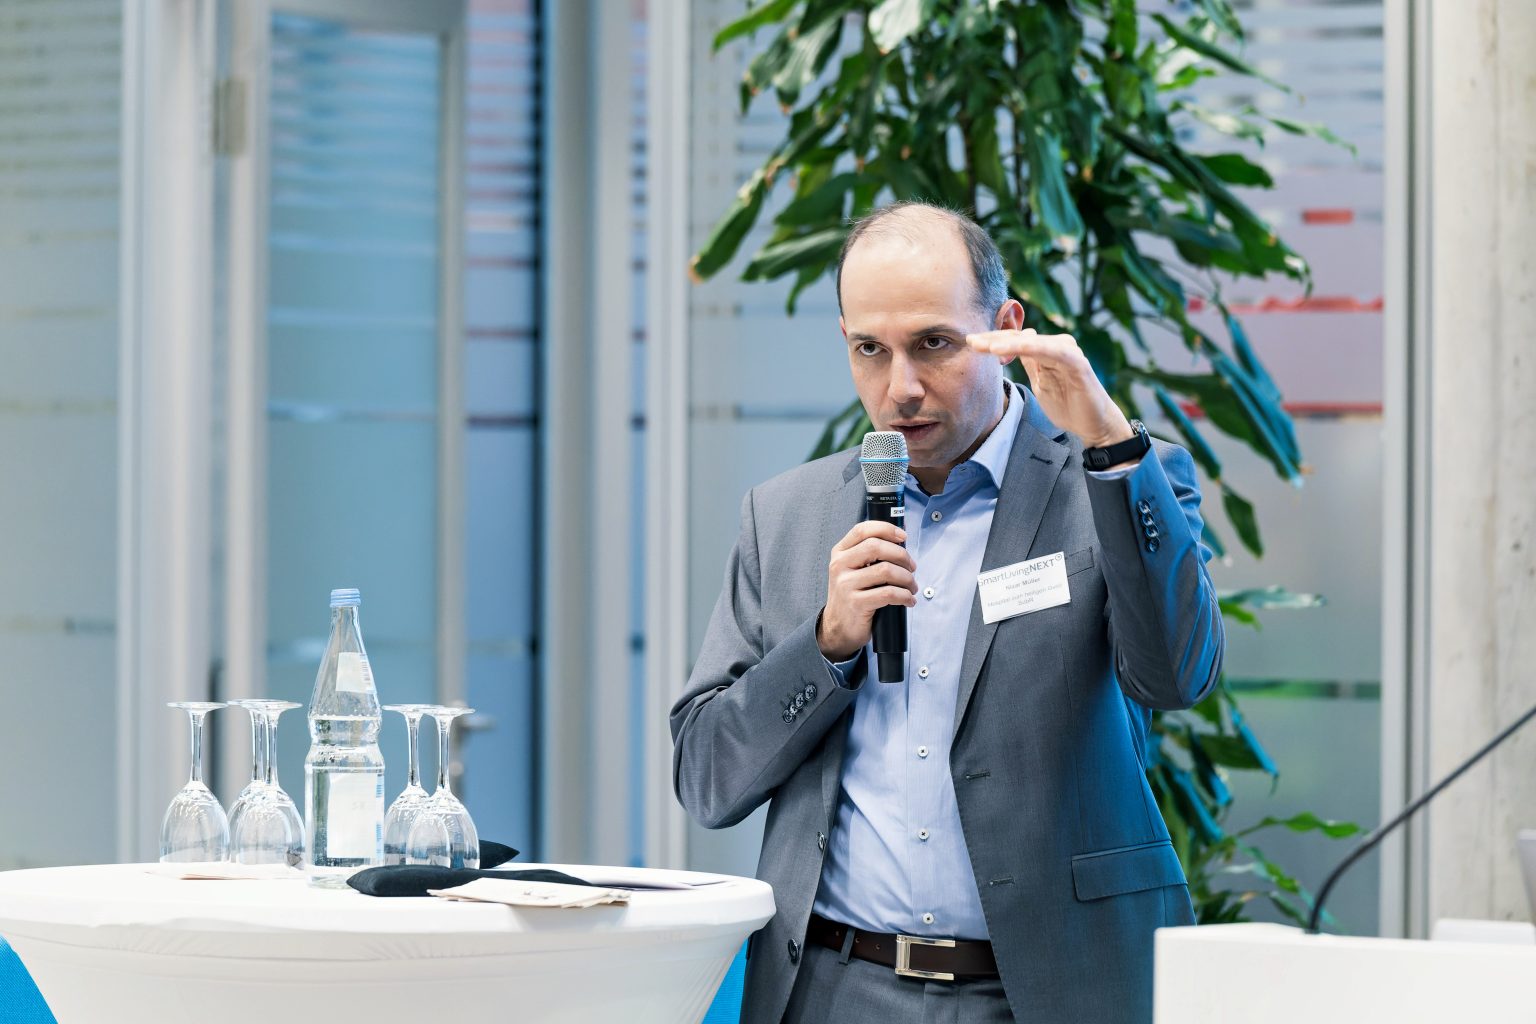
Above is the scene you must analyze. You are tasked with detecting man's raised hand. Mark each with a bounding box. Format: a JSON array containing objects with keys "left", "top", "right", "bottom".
[{"left": 968, "top": 328, "right": 1134, "bottom": 449}]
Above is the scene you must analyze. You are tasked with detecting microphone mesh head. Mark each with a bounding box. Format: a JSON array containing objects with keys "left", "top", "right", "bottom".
[{"left": 860, "top": 431, "right": 909, "bottom": 491}]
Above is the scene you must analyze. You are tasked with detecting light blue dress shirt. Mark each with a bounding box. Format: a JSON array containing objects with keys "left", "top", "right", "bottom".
[
  {"left": 812, "top": 388, "right": 1026, "bottom": 941},
  {"left": 812, "top": 389, "right": 1138, "bottom": 941}
]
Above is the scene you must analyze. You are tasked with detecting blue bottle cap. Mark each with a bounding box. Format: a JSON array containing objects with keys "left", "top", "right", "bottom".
[{"left": 329, "top": 588, "right": 361, "bottom": 608}]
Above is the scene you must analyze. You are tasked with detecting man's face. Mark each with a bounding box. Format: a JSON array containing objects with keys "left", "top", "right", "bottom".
[{"left": 839, "top": 228, "right": 1009, "bottom": 473}]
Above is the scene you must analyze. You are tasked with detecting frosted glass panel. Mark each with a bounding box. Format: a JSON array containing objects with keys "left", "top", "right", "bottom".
[
  {"left": 0, "top": 0, "right": 121, "bottom": 869},
  {"left": 264, "top": 12, "right": 444, "bottom": 801}
]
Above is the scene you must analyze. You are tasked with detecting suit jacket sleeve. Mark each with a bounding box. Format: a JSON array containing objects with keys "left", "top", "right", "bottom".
[
  {"left": 670, "top": 487, "right": 860, "bottom": 829},
  {"left": 1085, "top": 441, "right": 1224, "bottom": 711}
]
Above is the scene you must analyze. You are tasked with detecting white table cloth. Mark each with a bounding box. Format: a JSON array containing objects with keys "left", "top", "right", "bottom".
[{"left": 0, "top": 863, "right": 774, "bottom": 1023}]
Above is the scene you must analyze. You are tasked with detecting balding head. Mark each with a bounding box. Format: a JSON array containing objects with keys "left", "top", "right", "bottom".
[{"left": 835, "top": 202, "right": 1010, "bottom": 319}]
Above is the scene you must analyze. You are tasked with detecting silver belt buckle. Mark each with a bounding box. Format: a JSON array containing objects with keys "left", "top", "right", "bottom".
[{"left": 894, "top": 933, "right": 957, "bottom": 982}]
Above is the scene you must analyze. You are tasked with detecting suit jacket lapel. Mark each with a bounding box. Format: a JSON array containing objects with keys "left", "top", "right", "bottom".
[{"left": 953, "top": 387, "right": 1068, "bottom": 736}]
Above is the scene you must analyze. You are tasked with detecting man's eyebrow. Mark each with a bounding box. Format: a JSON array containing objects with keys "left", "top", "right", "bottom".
[{"left": 846, "top": 324, "right": 967, "bottom": 344}]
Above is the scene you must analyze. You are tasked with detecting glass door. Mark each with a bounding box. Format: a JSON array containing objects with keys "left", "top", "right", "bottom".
[{"left": 222, "top": 0, "right": 465, "bottom": 810}]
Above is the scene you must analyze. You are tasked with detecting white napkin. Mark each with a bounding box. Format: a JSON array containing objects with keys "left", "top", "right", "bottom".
[
  {"left": 146, "top": 862, "right": 304, "bottom": 881},
  {"left": 429, "top": 878, "right": 631, "bottom": 908}
]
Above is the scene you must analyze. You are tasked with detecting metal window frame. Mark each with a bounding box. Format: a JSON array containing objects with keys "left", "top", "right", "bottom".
[
  {"left": 643, "top": 0, "right": 691, "bottom": 871},
  {"left": 539, "top": 0, "right": 641, "bottom": 865},
  {"left": 1379, "top": 0, "right": 1433, "bottom": 939},
  {"left": 117, "top": 0, "right": 219, "bottom": 863}
]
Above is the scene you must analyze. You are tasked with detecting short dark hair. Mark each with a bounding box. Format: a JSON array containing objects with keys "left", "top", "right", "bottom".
[{"left": 834, "top": 201, "right": 1010, "bottom": 321}]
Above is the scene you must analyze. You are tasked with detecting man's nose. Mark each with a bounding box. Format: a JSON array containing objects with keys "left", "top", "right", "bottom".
[{"left": 888, "top": 354, "right": 924, "bottom": 405}]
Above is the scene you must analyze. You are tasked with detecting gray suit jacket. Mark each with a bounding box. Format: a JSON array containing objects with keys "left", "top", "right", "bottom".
[{"left": 671, "top": 386, "right": 1224, "bottom": 1024}]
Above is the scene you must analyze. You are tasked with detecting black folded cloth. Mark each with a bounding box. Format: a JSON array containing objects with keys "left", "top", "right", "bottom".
[
  {"left": 349, "top": 865, "right": 591, "bottom": 898},
  {"left": 345, "top": 840, "right": 539, "bottom": 897},
  {"left": 480, "top": 841, "right": 518, "bottom": 868}
]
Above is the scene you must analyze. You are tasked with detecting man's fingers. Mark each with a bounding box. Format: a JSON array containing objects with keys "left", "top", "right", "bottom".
[
  {"left": 837, "top": 537, "right": 916, "bottom": 573},
  {"left": 968, "top": 328, "right": 1083, "bottom": 365},
  {"left": 840, "top": 560, "right": 917, "bottom": 594},
  {"left": 851, "top": 584, "right": 918, "bottom": 610},
  {"left": 833, "top": 519, "right": 907, "bottom": 552}
]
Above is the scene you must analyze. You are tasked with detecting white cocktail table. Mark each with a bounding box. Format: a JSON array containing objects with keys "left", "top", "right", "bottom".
[{"left": 0, "top": 862, "right": 774, "bottom": 1023}]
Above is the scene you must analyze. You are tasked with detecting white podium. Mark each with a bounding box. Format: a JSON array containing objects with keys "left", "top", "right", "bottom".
[{"left": 1155, "top": 922, "right": 1536, "bottom": 1023}]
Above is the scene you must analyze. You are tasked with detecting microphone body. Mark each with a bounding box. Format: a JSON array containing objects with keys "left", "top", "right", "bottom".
[
  {"left": 866, "top": 490, "right": 907, "bottom": 682},
  {"left": 860, "top": 431, "right": 909, "bottom": 683}
]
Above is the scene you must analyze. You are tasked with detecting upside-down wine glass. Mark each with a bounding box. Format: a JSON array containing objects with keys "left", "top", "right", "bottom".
[
  {"left": 382, "top": 704, "right": 435, "bottom": 865},
  {"left": 160, "top": 701, "right": 229, "bottom": 863},
  {"left": 405, "top": 706, "right": 479, "bottom": 869},
  {"left": 229, "top": 699, "right": 305, "bottom": 866}
]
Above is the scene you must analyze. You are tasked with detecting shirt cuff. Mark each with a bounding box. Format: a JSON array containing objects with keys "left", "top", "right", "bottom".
[
  {"left": 1085, "top": 456, "right": 1142, "bottom": 481},
  {"left": 824, "top": 649, "right": 866, "bottom": 691}
]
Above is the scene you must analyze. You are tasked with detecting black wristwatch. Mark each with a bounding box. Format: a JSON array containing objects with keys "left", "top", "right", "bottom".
[{"left": 1082, "top": 419, "right": 1151, "bottom": 471}]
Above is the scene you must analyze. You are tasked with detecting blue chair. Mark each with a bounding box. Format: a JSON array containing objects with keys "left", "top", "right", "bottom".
[
  {"left": 701, "top": 942, "right": 747, "bottom": 1024},
  {"left": 0, "top": 938, "right": 54, "bottom": 1023}
]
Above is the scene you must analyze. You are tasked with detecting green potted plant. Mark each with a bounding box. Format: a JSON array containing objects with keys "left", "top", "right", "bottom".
[{"left": 691, "top": 0, "right": 1360, "bottom": 927}]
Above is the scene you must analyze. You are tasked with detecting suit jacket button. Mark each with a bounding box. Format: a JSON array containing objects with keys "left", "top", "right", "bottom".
[
  {"left": 782, "top": 711, "right": 794, "bottom": 724},
  {"left": 793, "top": 695, "right": 804, "bottom": 710},
  {"left": 805, "top": 683, "right": 817, "bottom": 701},
  {"left": 787, "top": 939, "right": 801, "bottom": 964},
  {"left": 1147, "top": 539, "right": 1161, "bottom": 553}
]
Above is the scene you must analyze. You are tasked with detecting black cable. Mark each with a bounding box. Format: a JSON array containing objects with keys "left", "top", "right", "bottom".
[{"left": 1306, "top": 699, "right": 1536, "bottom": 934}]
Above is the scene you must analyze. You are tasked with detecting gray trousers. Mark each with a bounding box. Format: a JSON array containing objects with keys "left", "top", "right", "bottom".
[{"left": 781, "top": 940, "right": 1014, "bottom": 1024}]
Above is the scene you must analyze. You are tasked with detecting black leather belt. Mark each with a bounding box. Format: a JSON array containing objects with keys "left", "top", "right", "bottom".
[{"left": 805, "top": 913, "right": 998, "bottom": 982}]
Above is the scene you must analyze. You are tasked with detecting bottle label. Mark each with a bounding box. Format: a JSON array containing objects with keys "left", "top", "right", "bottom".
[
  {"left": 323, "top": 772, "right": 383, "bottom": 860},
  {"left": 336, "top": 652, "right": 374, "bottom": 694}
]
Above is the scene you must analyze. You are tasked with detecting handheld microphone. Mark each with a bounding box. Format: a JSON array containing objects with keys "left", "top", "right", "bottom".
[
  {"left": 1306, "top": 697, "right": 1536, "bottom": 933},
  {"left": 860, "top": 431, "right": 909, "bottom": 683}
]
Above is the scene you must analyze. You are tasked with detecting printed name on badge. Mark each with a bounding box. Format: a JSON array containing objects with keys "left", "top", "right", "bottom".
[{"left": 976, "top": 551, "right": 1071, "bottom": 624}]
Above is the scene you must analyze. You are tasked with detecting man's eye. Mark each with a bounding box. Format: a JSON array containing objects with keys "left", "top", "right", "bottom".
[
  {"left": 921, "top": 336, "right": 949, "bottom": 350},
  {"left": 856, "top": 342, "right": 883, "bottom": 357}
]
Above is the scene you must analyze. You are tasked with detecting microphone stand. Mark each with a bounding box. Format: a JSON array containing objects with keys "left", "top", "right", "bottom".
[{"left": 1305, "top": 698, "right": 1536, "bottom": 934}]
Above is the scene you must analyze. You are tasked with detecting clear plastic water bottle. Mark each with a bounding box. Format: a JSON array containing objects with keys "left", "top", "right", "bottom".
[{"left": 304, "top": 588, "right": 385, "bottom": 887}]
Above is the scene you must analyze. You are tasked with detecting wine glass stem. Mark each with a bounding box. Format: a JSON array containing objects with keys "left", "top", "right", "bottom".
[
  {"left": 435, "top": 717, "right": 452, "bottom": 795},
  {"left": 187, "top": 710, "right": 207, "bottom": 786},
  {"left": 405, "top": 715, "right": 422, "bottom": 789},
  {"left": 262, "top": 714, "right": 279, "bottom": 786},
  {"left": 248, "top": 712, "right": 264, "bottom": 785}
]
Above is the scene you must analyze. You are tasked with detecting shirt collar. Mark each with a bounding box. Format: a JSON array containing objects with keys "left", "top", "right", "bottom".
[{"left": 962, "top": 381, "right": 1023, "bottom": 489}]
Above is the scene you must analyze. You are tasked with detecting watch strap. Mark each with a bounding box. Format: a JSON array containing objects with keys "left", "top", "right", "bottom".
[{"left": 1082, "top": 420, "right": 1150, "bottom": 470}]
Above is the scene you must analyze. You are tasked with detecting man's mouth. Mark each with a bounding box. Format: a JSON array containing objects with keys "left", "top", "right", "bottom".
[{"left": 890, "top": 422, "right": 938, "bottom": 445}]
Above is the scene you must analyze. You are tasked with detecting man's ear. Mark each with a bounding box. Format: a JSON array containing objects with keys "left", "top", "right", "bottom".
[
  {"left": 995, "top": 299, "right": 1025, "bottom": 332},
  {"left": 839, "top": 315, "right": 847, "bottom": 340}
]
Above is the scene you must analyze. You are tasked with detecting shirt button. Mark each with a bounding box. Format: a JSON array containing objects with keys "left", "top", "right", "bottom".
[
  {"left": 922, "top": 587, "right": 935, "bottom": 599},
  {"left": 918, "top": 666, "right": 930, "bottom": 679},
  {"left": 817, "top": 831, "right": 827, "bottom": 853},
  {"left": 787, "top": 939, "right": 800, "bottom": 964},
  {"left": 930, "top": 510, "right": 942, "bottom": 522},
  {"left": 922, "top": 913, "right": 935, "bottom": 925},
  {"left": 918, "top": 829, "right": 929, "bottom": 841},
  {"left": 917, "top": 746, "right": 928, "bottom": 758}
]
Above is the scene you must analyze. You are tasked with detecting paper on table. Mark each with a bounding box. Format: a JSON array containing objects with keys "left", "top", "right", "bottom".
[
  {"left": 429, "top": 878, "right": 632, "bottom": 909},
  {"left": 145, "top": 863, "right": 304, "bottom": 881}
]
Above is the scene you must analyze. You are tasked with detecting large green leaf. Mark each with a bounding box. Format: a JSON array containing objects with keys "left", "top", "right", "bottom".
[
  {"left": 1220, "top": 484, "right": 1262, "bottom": 558},
  {"left": 869, "top": 0, "right": 931, "bottom": 53},
  {"left": 742, "top": 226, "right": 847, "bottom": 281},
  {"left": 1153, "top": 386, "right": 1221, "bottom": 480},
  {"left": 690, "top": 171, "right": 769, "bottom": 281},
  {"left": 1026, "top": 126, "right": 1086, "bottom": 242},
  {"left": 713, "top": 0, "right": 802, "bottom": 51},
  {"left": 1151, "top": 14, "right": 1289, "bottom": 93},
  {"left": 772, "top": 16, "right": 842, "bottom": 108},
  {"left": 778, "top": 170, "right": 866, "bottom": 226}
]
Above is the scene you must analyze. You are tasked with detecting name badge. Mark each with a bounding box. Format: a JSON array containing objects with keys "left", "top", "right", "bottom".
[{"left": 977, "top": 552, "right": 1070, "bottom": 624}]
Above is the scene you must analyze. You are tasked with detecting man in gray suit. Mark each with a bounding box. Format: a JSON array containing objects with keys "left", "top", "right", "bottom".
[{"left": 672, "top": 202, "right": 1223, "bottom": 1024}]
